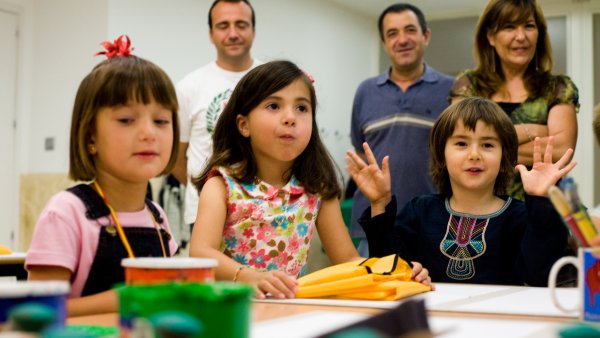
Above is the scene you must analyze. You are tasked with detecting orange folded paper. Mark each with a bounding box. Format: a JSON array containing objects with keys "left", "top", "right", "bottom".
[{"left": 296, "top": 254, "right": 431, "bottom": 300}]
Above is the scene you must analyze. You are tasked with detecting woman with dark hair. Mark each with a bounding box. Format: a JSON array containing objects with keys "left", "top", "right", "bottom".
[{"left": 451, "top": 0, "right": 579, "bottom": 200}]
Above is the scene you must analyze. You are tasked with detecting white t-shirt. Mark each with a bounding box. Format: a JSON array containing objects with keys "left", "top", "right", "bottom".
[
  {"left": 591, "top": 204, "right": 600, "bottom": 217},
  {"left": 177, "top": 60, "right": 261, "bottom": 224}
]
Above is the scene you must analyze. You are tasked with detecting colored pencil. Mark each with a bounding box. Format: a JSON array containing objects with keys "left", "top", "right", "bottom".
[{"left": 548, "top": 186, "right": 588, "bottom": 247}]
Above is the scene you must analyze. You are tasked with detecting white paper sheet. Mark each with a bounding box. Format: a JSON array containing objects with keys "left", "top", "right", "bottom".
[
  {"left": 444, "top": 287, "right": 578, "bottom": 318},
  {"left": 418, "top": 283, "right": 520, "bottom": 307},
  {"left": 251, "top": 311, "right": 368, "bottom": 338},
  {"left": 430, "top": 316, "right": 565, "bottom": 338},
  {"left": 250, "top": 309, "right": 567, "bottom": 338},
  {"left": 256, "top": 284, "right": 578, "bottom": 318}
]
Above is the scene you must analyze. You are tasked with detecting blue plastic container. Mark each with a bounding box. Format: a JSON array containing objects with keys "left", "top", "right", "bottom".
[{"left": 0, "top": 281, "right": 69, "bottom": 328}]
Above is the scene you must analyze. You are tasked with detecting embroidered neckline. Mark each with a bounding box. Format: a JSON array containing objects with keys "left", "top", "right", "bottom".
[{"left": 443, "top": 197, "right": 512, "bottom": 218}]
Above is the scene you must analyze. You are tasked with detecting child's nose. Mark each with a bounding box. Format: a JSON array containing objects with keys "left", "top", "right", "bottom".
[
  {"left": 139, "top": 119, "right": 157, "bottom": 140},
  {"left": 468, "top": 145, "right": 481, "bottom": 159},
  {"left": 282, "top": 109, "right": 296, "bottom": 126}
]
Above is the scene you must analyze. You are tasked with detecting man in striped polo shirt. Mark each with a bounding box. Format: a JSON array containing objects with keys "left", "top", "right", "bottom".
[{"left": 350, "top": 3, "right": 454, "bottom": 257}]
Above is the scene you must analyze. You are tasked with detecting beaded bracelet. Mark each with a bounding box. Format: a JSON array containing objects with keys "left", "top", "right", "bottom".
[{"left": 233, "top": 265, "right": 245, "bottom": 282}]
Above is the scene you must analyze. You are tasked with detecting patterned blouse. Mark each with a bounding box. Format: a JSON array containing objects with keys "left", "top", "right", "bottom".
[
  {"left": 209, "top": 166, "right": 320, "bottom": 277},
  {"left": 450, "top": 70, "right": 579, "bottom": 200}
]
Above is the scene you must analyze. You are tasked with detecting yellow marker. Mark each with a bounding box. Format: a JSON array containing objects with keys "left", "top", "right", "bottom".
[{"left": 572, "top": 209, "right": 597, "bottom": 245}]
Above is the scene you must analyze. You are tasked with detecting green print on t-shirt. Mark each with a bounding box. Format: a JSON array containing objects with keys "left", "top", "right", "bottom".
[{"left": 206, "top": 89, "right": 233, "bottom": 134}]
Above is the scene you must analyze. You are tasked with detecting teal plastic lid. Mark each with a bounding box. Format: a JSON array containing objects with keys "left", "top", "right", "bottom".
[
  {"left": 329, "top": 328, "right": 386, "bottom": 338},
  {"left": 9, "top": 302, "right": 56, "bottom": 333},
  {"left": 150, "top": 311, "right": 203, "bottom": 338},
  {"left": 559, "top": 324, "right": 600, "bottom": 338}
]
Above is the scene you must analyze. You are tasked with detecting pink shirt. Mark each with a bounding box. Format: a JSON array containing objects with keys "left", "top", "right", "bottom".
[{"left": 25, "top": 190, "right": 178, "bottom": 297}]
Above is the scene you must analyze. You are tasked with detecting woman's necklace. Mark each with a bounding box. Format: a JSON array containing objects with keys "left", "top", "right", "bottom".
[{"left": 93, "top": 181, "right": 167, "bottom": 258}]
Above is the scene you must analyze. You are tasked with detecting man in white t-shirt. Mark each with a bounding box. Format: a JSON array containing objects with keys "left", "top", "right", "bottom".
[{"left": 172, "top": 0, "right": 261, "bottom": 232}]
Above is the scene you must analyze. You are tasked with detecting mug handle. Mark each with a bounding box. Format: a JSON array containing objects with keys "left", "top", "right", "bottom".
[{"left": 548, "top": 256, "right": 580, "bottom": 314}]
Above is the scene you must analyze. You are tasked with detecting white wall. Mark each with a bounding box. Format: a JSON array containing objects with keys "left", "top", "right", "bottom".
[
  {"left": 107, "top": 0, "right": 378, "bottom": 179},
  {"left": 29, "top": 0, "right": 108, "bottom": 172},
  {"left": 11, "top": 0, "right": 377, "bottom": 179},
  {"left": 3, "top": 0, "right": 598, "bottom": 213}
]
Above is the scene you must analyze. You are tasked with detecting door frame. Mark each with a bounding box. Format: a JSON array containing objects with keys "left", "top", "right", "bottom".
[{"left": 0, "top": 3, "right": 21, "bottom": 250}]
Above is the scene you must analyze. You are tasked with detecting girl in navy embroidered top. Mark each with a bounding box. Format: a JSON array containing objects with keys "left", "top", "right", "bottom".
[{"left": 347, "top": 97, "right": 576, "bottom": 286}]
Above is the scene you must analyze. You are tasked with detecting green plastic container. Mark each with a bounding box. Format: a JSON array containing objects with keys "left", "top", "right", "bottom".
[{"left": 118, "top": 282, "right": 252, "bottom": 338}]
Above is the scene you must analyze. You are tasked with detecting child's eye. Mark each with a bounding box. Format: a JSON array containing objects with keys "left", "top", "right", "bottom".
[
  {"left": 483, "top": 142, "right": 495, "bottom": 148},
  {"left": 117, "top": 118, "right": 134, "bottom": 124},
  {"left": 266, "top": 103, "right": 279, "bottom": 110},
  {"left": 455, "top": 141, "right": 467, "bottom": 147},
  {"left": 297, "top": 104, "right": 310, "bottom": 113},
  {"left": 155, "top": 119, "right": 171, "bottom": 126}
]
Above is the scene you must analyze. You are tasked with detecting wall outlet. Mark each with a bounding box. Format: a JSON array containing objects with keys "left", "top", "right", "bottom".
[{"left": 44, "top": 137, "right": 54, "bottom": 151}]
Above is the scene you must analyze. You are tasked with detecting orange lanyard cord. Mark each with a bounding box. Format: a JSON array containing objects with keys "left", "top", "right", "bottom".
[
  {"left": 149, "top": 210, "right": 167, "bottom": 258},
  {"left": 93, "top": 181, "right": 167, "bottom": 258}
]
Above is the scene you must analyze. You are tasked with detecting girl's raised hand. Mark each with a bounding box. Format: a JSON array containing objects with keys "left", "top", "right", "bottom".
[
  {"left": 346, "top": 142, "right": 392, "bottom": 212},
  {"left": 242, "top": 269, "right": 298, "bottom": 299},
  {"left": 516, "top": 136, "right": 577, "bottom": 196}
]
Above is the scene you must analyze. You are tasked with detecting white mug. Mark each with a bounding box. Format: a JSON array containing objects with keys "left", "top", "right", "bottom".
[{"left": 548, "top": 248, "right": 600, "bottom": 322}]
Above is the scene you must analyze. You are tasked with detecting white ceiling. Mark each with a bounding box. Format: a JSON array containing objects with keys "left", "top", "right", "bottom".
[{"left": 326, "top": 0, "right": 576, "bottom": 20}]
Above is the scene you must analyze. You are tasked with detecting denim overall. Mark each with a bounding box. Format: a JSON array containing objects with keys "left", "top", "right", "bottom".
[{"left": 67, "top": 184, "right": 171, "bottom": 296}]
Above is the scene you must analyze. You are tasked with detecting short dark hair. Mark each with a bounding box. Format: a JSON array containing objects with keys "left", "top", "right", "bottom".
[
  {"left": 208, "top": 0, "right": 255, "bottom": 28},
  {"left": 193, "top": 60, "right": 342, "bottom": 199},
  {"left": 377, "top": 3, "right": 427, "bottom": 41},
  {"left": 429, "top": 97, "right": 518, "bottom": 197},
  {"left": 69, "top": 56, "right": 179, "bottom": 181}
]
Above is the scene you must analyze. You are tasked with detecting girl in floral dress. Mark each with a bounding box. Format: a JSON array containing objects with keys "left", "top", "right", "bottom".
[{"left": 188, "top": 60, "right": 432, "bottom": 299}]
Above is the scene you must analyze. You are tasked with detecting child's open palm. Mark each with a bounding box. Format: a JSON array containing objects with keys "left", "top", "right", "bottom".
[
  {"left": 346, "top": 142, "right": 392, "bottom": 211},
  {"left": 516, "top": 136, "right": 577, "bottom": 196}
]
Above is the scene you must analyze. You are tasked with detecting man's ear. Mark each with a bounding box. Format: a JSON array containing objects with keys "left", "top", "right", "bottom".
[
  {"left": 423, "top": 28, "right": 431, "bottom": 46},
  {"left": 237, "top": 114, "right": 250, "bottom": 137}
]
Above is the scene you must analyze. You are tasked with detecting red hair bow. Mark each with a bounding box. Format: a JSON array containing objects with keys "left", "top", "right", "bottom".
[
  {"left": 302, "top": 70, "right": 315, "bottom": 83},
  {"left": 95, "top": 35, "right": 134, "bottom": 58}
]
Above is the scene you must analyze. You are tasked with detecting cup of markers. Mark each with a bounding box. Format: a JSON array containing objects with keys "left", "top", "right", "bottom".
[{"left": 548, "top": 177, "right": 599, "bottom": 247}]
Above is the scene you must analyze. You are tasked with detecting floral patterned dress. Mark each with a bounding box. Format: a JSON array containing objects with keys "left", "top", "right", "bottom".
[
  {"left": 450, "top": 71, "right": 579, "bottom": 200},
  {"left": 209, "top": 166, "right": 320, "bottom": 277}
]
